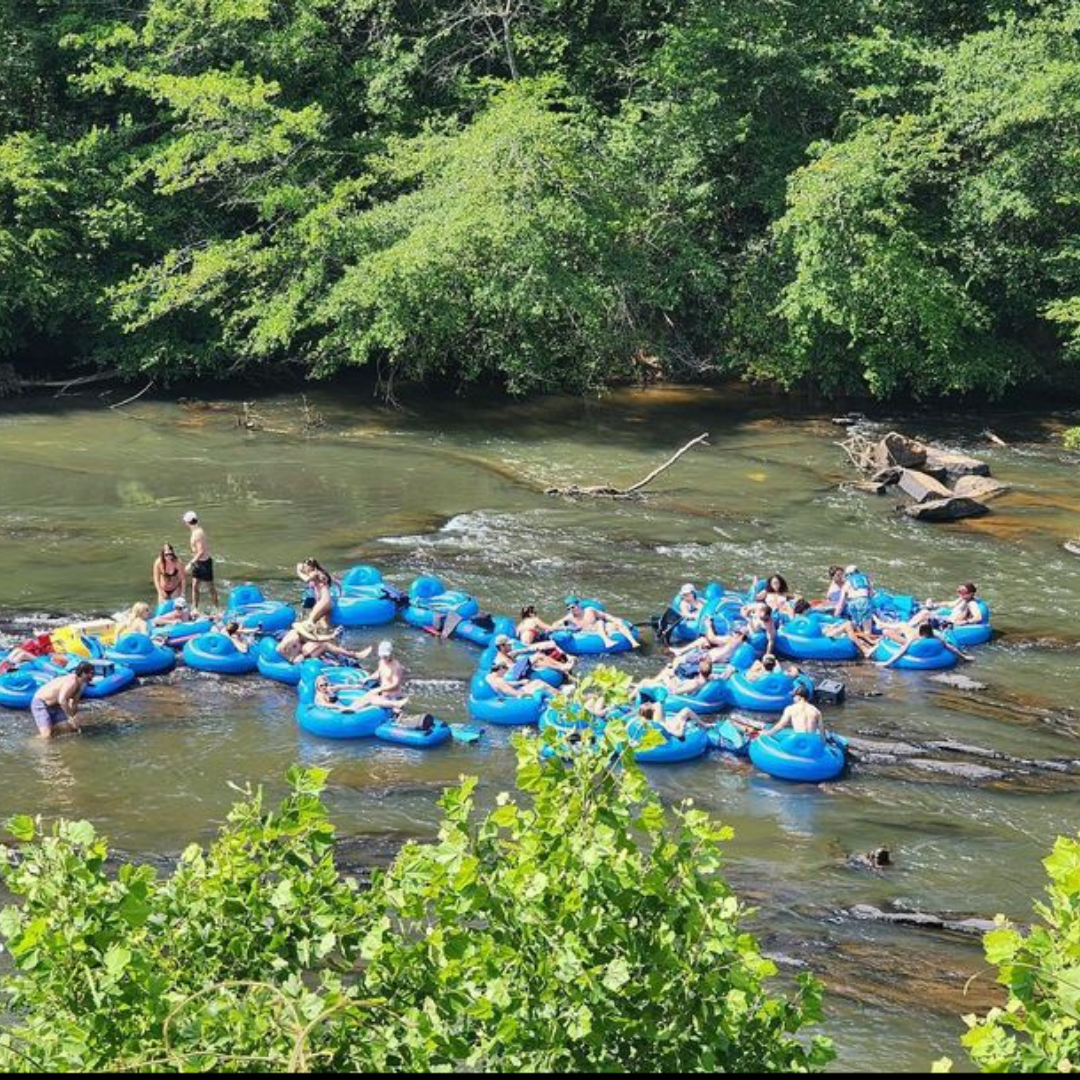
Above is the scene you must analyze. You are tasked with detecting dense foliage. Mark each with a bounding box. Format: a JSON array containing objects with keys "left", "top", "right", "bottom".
[
  {"left": 0, "top": 708, "right": 833, "bottom": 1070},
  {"left": 2, "top": 0, "right": 1079, "bottom": 397},
  {"left": 935, "top": 831, "right": 1080, "bottom": 1073}
]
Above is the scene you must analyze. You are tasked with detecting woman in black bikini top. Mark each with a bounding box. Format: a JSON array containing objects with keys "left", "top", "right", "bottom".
[{"left": 153, "top": 544, "right": 186, "bottom": 602}]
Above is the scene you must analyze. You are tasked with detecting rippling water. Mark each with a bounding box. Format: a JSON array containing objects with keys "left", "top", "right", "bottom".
[{"left": 1, "top": 385, "right": 1079, "bottom": 1070}]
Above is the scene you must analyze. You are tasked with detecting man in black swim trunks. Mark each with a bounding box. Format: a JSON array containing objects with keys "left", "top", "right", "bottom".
[{"left": 183, "top": 510, "right": 219, "bottom": 611}]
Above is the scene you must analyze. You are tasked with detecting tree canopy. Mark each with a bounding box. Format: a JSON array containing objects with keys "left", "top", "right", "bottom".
[{"left": 1, "top": 0, "right": 1077, "bottom": 398}]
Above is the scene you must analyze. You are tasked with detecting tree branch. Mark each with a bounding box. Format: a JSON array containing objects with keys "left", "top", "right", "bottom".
[{"left": 546, "top": 433, "right": 710, "bottom": 498}]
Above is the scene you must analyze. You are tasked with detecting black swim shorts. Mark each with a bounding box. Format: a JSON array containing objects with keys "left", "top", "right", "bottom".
[{"left": 192, "top": 558, "right": 214, "bottom": 582}]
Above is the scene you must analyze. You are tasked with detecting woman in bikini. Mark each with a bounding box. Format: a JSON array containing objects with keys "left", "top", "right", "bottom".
[
  {"left": 153, "top": 544, "right": 186, "bottom": 603},
  {"left": 297, "top": 558, "right": 336, "bottom": 626}
]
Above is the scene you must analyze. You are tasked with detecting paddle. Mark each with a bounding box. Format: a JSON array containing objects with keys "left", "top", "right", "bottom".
[{"left": 450, "top": 724, "right": 483, "bottom": 744}]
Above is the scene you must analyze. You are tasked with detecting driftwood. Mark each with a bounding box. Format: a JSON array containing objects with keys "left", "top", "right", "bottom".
[
  {"left": 546, "top": 432, "right": 710, "bottom": 498},
  {"left": 109, "top": 380, "right": 155, "bottom": 410}
]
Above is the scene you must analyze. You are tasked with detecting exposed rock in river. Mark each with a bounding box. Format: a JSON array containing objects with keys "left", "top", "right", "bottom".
[
  {"left": 897, "top": 468, "right": 953, "bottom": 504},
  {"left": 903, "top": 496, "right": 990, "bottom": 521},
  {"left": 952, "top": 474, "right": 1011, "bottom": 501},
  {"left": 923, "top": 446, "right": 992, "bottom": 480}
]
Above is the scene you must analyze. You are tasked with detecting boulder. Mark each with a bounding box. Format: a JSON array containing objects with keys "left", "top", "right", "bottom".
[
  {"left": 872, "top": 431, "right": 927, "bottom": 470},
  {"left": 903, "top": 496, "right": 989, "bottom": 522},
  {"left": 923, "top": 446, "right": 990, "bottom": 480},
  {"left": 870, "top": 466, "right": 902, "bottom": 485},
  {"left": 952, "top": 475, "right": 1010, "bottom": 501},
  {"left": 851, "top": 480, "right": 891, "bottom": 496},
  {"left": 928, "top": 673, "right": 989, "bottom": 692},
  {"left": 897, "top": 469, "right": 953, "bottom": 504}
]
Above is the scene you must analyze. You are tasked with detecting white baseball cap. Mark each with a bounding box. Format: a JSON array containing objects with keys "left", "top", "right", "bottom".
[
  {"left": 182, "top": 511, "right": 198, "bottom": 524},
  {"left": 844, "top": 564, "right": 858, "bottom": 574},
  {"left": 494, "top": 634, "right": 511, "bottom": 646},
  {"left": 680, "top": 582, "right": 695, "bottom": 595},
  {"left": 174, "top": 597, "right": 188, "bottom": 608},
  {"left": 377, "top": 640, "right": 393, "bottom": 658}
]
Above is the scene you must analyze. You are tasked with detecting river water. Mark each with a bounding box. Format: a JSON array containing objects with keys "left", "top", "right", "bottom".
[{"left": 1, "top": 385, "right": 1079, "bottom": 1070}]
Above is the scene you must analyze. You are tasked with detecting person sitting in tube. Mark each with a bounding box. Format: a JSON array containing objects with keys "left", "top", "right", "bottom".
[
  {"left": 874, "top": 622, "right": 973, "bottom": 668},
  {"left": 558, "top": 596, "right": 639, "bottom": 650},
  {"left": 154, "top": 597, "right": 195, "bottom": 624},
  {"left": 677, "top": 583, "right": 704, "bottom": 621},
  {"left": 485, "top": 636, "right": 560, "bottom": 699}
]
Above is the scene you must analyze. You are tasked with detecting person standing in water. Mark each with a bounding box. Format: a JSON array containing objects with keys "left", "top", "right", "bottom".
[
  {"left": 183, "top": 511, "right": 219, "bottom": 611},
  {"left": 30, "top": 662, "right": 95, "bottom": 737}
]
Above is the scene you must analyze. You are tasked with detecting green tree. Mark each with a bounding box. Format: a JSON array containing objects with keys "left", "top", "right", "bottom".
[{"left": 741, "top": 0, "right": 1080, "bottom": 397}]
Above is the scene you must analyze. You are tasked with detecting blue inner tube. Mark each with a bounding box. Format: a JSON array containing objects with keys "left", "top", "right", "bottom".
[
  {"left": 628, "top": 721, "right": 709, "bottom": 764},
  {"left": 726, "top": 671, "right": 803, "bottom": 712},
  {"left": 467, "top": 688, "right": 546, "bottom": 726},
  {"left": 774, "top": 614, "right": 860, "bottom": 661},
  {"left": 708, "top": 720, "right": 751, "bottom": 755},
  {"left": 106, "top": 633, "right": 176, "bottom": 676},
  {"left": 549, "top": 625, "right": 639, "bottom": 656},
  {"left": 0, "top": 668, "right": 52, "bottom": 709},
  {"left": 374, "top": 720, "right": 452, "bottom": 748},
  {"left": 182, "top": 633, "right": 259, "bottom": 675},
  {"left": 944, "top": 621, "right": 992, "bottom": 648},
  {"left": 296, "top": 700, "right": 391, "bottom": 739},
  {"left": 255, "top": 637, "right": 303, "bottom": 685},
  {"left": 333, "top": 592, "right": 397, "bottom": 627},
  {"left": 151, "top": 614, "right": 214, "bottom": 646},
  {"left": 658, "top": 676, "right": 731, "bottom": 715},
  {"left": 871, "top": 636, "right": 958, "bottom": 671},
  {"left": 403, "top": 591, "right": 482, "bottom": 629},
  {"left": 77, "top": 660, "right": 138, "bottom": 699},
  {"left": 449, "top": 615, "right": 516, "bottom": 648},
  {"left": 297, "top": 663, "right": 376, "bottom": 700},
  {"left": 748, "top": 729, "right": 847, "bottom": 782},
  {"left": 229, "top": 602, "right": 295, "bottom": 634},
  {"left": 937, "top": 602, "right": 992, "bottom": 647}
]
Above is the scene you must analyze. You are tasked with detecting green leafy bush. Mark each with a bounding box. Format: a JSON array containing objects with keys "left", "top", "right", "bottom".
[
  {"left": 936, "top": 832, "right": 1080, "bottom": 1073},
  {"left": 1063, "top": 426, "right": 1080, "bottom": 450},
  {"left": 0, "top": 693, "right": 833, "bottom": 1072}
]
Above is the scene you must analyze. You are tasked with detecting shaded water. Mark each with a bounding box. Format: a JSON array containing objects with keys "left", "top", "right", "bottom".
[{"left": 2, "top": 385, "right": 1080, "bottom": 1070}]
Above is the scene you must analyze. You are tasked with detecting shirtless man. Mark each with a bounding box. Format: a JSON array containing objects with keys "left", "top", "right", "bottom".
[
  {"left": 350, "top": 640, "right": 410, "bottom": 710},
  {"left": 275, "top": 623, "right": 371, "bottom": 665},
  {"left": 760, "top": 683, "right": 824, "bottom": 738},
  {"left": 31, "top": 662, "right": 95, "bottom": 737},
  {"left": 183, "top": 511, "right": 219, "bottom": 610},
  {"left": 559, "top": 596, "right": 639, "bottom": 650}
]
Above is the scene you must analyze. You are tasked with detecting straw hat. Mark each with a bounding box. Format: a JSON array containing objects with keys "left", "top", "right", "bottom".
[{"left": 293, "top": 619, "right": 340, "bottom": 643}]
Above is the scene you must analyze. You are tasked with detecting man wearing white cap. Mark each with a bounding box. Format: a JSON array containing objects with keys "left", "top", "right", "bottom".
[
  {"left": 350, "top": 640, "right": 408, "bottom": 711},
  {"left": 153, "top": 595, "right": 193, "bottom": 626},
  {"left": 182, "top": 511, "right": 218, "bottom": 610},
  {"left": 677, "top": 582, "right": 703, "bottom": 621}
]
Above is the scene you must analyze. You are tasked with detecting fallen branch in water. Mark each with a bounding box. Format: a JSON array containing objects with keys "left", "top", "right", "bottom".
[
  {"left": 546, "top": 432, "right": 710, "bottom": 498},
  {"left": 109, "top": 380, "right": 155, "bottom": 410}
]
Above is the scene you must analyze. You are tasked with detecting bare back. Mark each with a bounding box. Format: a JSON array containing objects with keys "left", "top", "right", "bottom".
[
  {"left": 35, "top": 673, "right": 81, "bottom": 707},
  {"left": 189, "top": 525, "right": 210, "bottom": 561}
]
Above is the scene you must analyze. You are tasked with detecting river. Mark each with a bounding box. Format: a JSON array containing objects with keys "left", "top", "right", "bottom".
[{"left": 1, "top": 384, "right": 1079, "bottom": 1070}]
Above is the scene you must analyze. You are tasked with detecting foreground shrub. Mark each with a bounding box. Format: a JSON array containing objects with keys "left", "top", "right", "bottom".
[
  {"left": 936, "top": 832, "right": 1080, "bottom": 1073},
  {"left": 0, "top": 715, "right": 832, "bottom": 1071}
]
